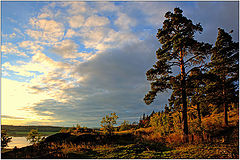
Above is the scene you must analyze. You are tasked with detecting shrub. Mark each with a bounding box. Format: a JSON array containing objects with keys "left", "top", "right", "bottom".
[
  {"left": 119, "top": 120, "right": 131, "bottom": 131},
  {"left": 26, "top": 129, "right": 41, "bottom": 144},
  {"left": 1, "top": 129, "right": 12, "bottom": 150},
  {"left": 165, "top": 133, "right": 183, "bottom": 145},
  {"left": 101, "top": 112, "right": 119, "bottom": 135},
  {"left": 150, "top": 112, "right": 174, "bottom": 136}
]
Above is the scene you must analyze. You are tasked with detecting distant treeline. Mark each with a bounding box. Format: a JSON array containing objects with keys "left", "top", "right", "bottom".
[{"left": 1, "top": 125, "right": 67, "bottom": 133}]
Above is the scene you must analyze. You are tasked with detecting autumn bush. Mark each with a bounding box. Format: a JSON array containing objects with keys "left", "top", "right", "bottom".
[{"left": 165, "top": 133, "right": 183, "bottom": 145}]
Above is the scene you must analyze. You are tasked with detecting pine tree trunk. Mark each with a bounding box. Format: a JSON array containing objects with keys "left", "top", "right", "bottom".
[
  {"left": 178, "top": 112, "right": 182, "bottom": 123},
  {"left": 197, "top": 103, "right": 201, "bottom": 123},
  {"left": 197, "top": 103, "right": 204, "bottom": 142},
  {"left": 223, "top": 83, "right": 228, "bottom": 126},
  {"left": 180, "top": 50, "right": 188, "bottom": 142},
  {"left": 224, "top": 102, "right": 228, "bottom": 126}
]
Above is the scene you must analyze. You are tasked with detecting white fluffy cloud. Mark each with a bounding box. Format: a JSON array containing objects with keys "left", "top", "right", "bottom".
[
  {"left": 79, "top": 27, "right": 139, "bottom": 52},
  {"left": 65, "top": 29, "right": 78, "bottom": 38},
  {"left": 51, "top": 39, "right": 95, "bottom": 60},
  {"left": 68, "top": 15, "right": 85, "bottom": 28},
  {"left": 18, "top": 41, "right": 44, "bottom": 53},
  {"left": 3, "top": 51, "right": 70, "bottom": 78},
  {"left": 65, "top": 1, "right": 87, "bottom": 15},
  {"left": 27, "top": 18, "right": 64, "bottom": 43},
  {"left": 114, "top": 13, "right": 137, "bottom": 30},
  {"left": 1, "top": 43, "right": 27, "bottom": 57},
  {"left": 68, "top": 14, "right": 109, "bottom": 29},
  {"left": 85, "top": 15, "right": 110, "bottom": 27}
]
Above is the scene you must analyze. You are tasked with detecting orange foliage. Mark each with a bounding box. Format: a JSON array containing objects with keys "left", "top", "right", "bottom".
[{"left": 165, "top": 133, "right": 183, "bottom": 145}]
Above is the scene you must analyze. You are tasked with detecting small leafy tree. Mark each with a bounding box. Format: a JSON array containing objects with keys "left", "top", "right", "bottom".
[
  {"left": 1, "top": 129, "right": 12, "bottom": 150},
  {"left": 150, "top": 111, "right": 174, "bottom": 136},
  {"left": 101, "top": 112, "right": 118, "bottom": 135},
  {"left": 26, "top": 129, "right": 41, "bottom": 144}
]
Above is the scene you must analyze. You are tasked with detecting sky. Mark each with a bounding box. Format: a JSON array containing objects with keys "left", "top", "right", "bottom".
[{"left": 1, "top": 1, "right": 239, "bottom": 127}]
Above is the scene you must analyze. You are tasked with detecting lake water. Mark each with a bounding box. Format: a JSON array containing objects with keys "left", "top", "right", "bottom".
[{"left": 7, "top": 137, "right": 31, "bottom": 148}]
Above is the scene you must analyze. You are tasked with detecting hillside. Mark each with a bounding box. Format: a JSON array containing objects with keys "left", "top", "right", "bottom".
[{"left": 1, "top": 109, "right": 239, "bottom": 159}]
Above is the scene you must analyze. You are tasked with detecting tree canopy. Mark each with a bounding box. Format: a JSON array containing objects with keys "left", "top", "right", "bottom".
[{"left": 206, "top": 28, "right": 239, "bottom": 125}]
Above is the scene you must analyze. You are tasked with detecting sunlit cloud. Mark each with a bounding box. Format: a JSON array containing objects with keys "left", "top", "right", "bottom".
[
  {"left": 51, "top": 39, "right": 79, "bottom": 58},
  {"left": 114, "top": 13, "right": 137, "bottom": 30},
  {"left": 85, "top": 15, "right": 110, "bottom": 27},
  {"left": 64, "top": 29, "right": 78, "bottom": 38},
  {"left": 1, "top": 115, "right": 25, "bottom": 120},
  {"left": 64, "top": 1, "right": 87, "bottom": 15},
  {"left": 1, "top": 43, "right": 28, "bottom": 57},
  {"left": 3, "top": 62, "right": 36, "bottom": 77},
  {"left": 1, "top": 78, "right": 62, "bottom": 125},
  {"left": 68, "top": 15, "right": 85, "bottom": 28},
  {"left": 18, "top": 41, "right": 44, "bottom": 53},
  {"left": 27, "top": 18, "right": 64, "bottom": 43}
]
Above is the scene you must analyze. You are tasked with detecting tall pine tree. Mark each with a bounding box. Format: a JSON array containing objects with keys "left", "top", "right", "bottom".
[
  {"left": 144, "top": 8, "right": 211, "bottom": 141},
  {"left": 207, "top": 28, "right": 239, "bottom": 126}
]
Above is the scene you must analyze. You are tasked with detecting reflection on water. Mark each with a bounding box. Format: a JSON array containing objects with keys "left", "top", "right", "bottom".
[{"left": 7, "top": 137, "right": 31, "bottom": 148}]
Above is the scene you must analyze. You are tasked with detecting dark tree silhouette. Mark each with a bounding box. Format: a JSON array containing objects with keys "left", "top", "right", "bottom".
[{"left": 144, "top": 8, "right": 211, "bottom": 141}]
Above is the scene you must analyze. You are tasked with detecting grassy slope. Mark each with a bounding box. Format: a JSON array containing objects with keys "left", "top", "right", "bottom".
[{"left": 65, "top": 109, "right": 239, "bottom": 159}]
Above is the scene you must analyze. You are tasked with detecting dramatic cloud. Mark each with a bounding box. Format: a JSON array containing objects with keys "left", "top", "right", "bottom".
[{"left": 28, "top": 36, "right": 171, "bottom": 127}]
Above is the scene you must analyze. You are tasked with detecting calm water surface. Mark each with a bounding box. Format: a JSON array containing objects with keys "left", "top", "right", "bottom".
[
  {"left": 7, "top": 136, "right": 44, "bottom": 148},
  {"left": 7, "top": 136, "right": 49, "bottom": 149},
  {"left": 7, "top": 137, "right": 31, "bottom": 148}
]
